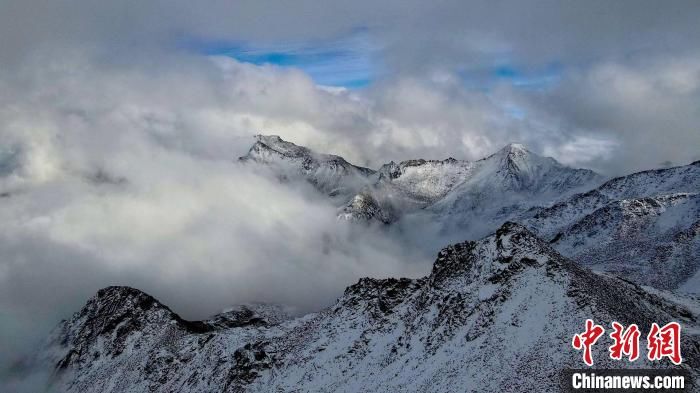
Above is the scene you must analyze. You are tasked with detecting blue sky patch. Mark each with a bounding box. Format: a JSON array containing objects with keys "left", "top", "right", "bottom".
[
  {"left": 184, "top": 32, "right": 562, "bottom": 93},
  {"left": 187, "top": 32, "right": 375, "bottom": 89},
  {"left": 462, "top": 62, "right": 563, "bottom": 91}
]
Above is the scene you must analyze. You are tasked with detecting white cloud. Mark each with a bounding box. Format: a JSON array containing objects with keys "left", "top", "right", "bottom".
[
  {"left": 0, "top": 56, "right": 442, "bottom": 373},
  {"left": 1, "top": 2, "right": 700, "bottom": 382}
]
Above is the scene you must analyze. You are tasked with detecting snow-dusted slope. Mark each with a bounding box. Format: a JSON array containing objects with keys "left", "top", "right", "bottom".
[
  {"left": 338, "top": 157, "right": 476, "bottom": 222},
  {"left": 41, "top": 223, "right": 700, "bottom": 392},
  {"left": 427, "top": 144, "right": 601, "bottom": 227},
  {"left": 341, "top": 144, "right": 602, "bottom": 230},
  {"left": 526, "top": 161, "right": 700, "bottom": 238},
  {"left": 239, "top": 135, "right": 375, "bottom": 199},
  {"left": 549, "top": 193, "right": 700, "bottom": 290},
  {"left": 238, "top": 136, "right": 602, "bottom": 225},
  {"left": 239, "top": 135, "right": 699, "bottom": 291},
  {"left": 40, "top": 288, "right": 293, "bottom": 393},
  {"left": 376, "top": 157, "right": 476, "bottom": 204},
  {"left": 523, "top": 161, "right": 700, "bottom": 292}
]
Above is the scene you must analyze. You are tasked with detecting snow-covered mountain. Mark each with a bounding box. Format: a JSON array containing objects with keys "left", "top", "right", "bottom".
[
  {"left": 422, "top": 143, "right": 602, "bottom": 235},
  {"left": 525, "top": 161, "right": 700, "bottom": 238},
  {"left": 239, "top": 135, "right": 700, "bottom": 293},
  {"left": 341, "top": 143, "right": 602, "bottom": 227},
  {"left": 39, "top": 223, "right": 700, "bottom": 392},
  {"left": 523, "top": 161, "right": 700, "bottom": 293},
  {"left": 239, "top": 135, "right": 375, "bottom": 199},
  {"left": 238, "top": 136, "right": 603, "bottom": 231}
]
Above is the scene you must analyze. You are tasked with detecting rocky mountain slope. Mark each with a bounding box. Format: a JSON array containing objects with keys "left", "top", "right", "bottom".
[
  {"left": 523, "top": 161, "right": 700, "bottom": 293},
  {"left": 40, "top": 223, "right": 700, "bottom": 392},
  {"left": 525, "top": 160, "right": 700, "bottom": 238}
]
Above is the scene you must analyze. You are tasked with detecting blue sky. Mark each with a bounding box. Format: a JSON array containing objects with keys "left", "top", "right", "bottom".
[
  {"left": 185, "top": 32, "right": 562, "bottom": 126},
  {"left": 460, "top": 63, "right": 563, "bottom": 92},
  {"left": 191, "top": 32, "right": 375, "bottom": 88},
  {"left": 187, "top": 32, "right": 562, "bottom": 91}
]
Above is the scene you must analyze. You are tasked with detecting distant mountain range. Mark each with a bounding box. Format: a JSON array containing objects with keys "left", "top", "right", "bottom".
[
  {"left": 31, "top": 135, "right": 700, "bottom": 392},
  {"left": 239, "top": 135, "right": 603, "bottom": 228},
  {"left": 241, "top": 135, "right": 700, "bottom": 294}
]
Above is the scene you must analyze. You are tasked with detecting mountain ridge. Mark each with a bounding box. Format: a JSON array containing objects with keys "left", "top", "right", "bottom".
[
  {"left": 522, "top": 160, "right": 700, "bottom": 293},
  {"left": 237, "top": 135, "right": 700, "bottom": 294},
  {"left": 238, "top": 135, "right": 604, "bottom": 229},
  {"left": 239, "top": 135, "right": 376, "bottom": 198},
  {"left": 39, "top": 223, "right": 700, "bottom": 392}
]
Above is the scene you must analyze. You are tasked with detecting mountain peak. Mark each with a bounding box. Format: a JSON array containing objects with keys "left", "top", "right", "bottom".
[
  {"left": 339, "top": 192, "right": 394, "bottom": 223},
  {"left": 75, "top": 286, "right": 215, "bottom": 334},
  {"left": 254, "top": 134, "right": 283, "bottom": 143},
  {"left": 474, "top": 143, "right": 557, "bottom": 192},
  {"left": 239, "top": 134, "right": 375, "bottom": 197},
  {"left": 242, "top": 134, "right": 310, "bottom": 160},
  {"left": 253, "top": 134, "right": 289, "bottom": 150},
  {"left": 489, "top": 142, "right": 533, "bottom": 162},
  {"left": 502, "top": 142, "right": 528, "bottom": 153},
  {"left": 428, "top": 221, "right": 554, "bottom": 288},
  {"left": 478, "top": 143, "right": 537, "bottom": 171},
  {"left": 88, "top": 285, "right": 160, "bottom": 314}
]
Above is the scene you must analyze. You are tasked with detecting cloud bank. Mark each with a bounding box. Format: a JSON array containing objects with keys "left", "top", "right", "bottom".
[{"left": 1, "top": 1, "right": 700, "bottom": 388}]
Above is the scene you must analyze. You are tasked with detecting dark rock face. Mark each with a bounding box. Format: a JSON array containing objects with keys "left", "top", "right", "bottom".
[
  {"left": 54, "top": 286, "right": 211, "bottom": 371},
  {"left": 42, "top": 223, "right": 700, "bottom": 392},
  {"left": 339, "top": 192, "right": 395, "bottom": 224}
]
